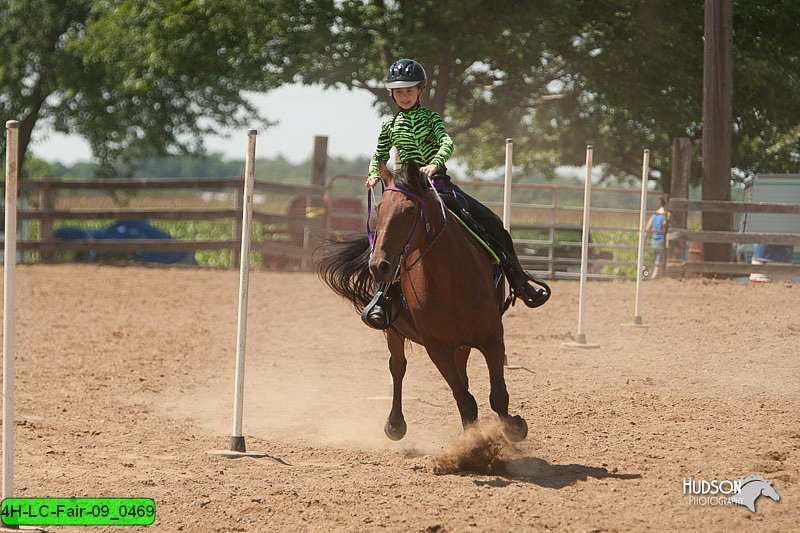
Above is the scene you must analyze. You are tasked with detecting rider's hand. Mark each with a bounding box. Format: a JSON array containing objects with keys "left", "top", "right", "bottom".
[
  {"left": 420, "top": 164, "right": 438, "bottom": 178},
  {"left": 365, "top": 175, "right": 381, "bottom": 188}
]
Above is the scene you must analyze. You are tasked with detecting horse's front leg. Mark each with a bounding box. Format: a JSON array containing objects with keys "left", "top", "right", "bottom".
[
  {"left": 426, "top": 341, "right": 478, "bottom": 429},
  {"left": 384, "top": 330, "right": 407, "bottom": 440},
  {"left": 482, "top": 335, "right": 528, "bottom": 441}
]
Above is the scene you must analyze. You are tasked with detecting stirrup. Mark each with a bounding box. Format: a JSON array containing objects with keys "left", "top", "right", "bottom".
[
  {"left": 516, "top": 283, "right": 550, "bottom": 308},
  {"left": 361, "top": 290, "right": 391, "bottom": 330},
  {"left": 510, "top": 270, "right": 551, "bottom": 308}
]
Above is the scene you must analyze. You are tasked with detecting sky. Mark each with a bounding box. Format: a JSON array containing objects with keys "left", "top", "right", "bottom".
[{"left": 30, "top": 84, "right": 385, "bottom": 164}]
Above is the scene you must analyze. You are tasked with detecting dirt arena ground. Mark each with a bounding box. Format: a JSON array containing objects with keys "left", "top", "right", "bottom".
[{"left": 1, "top": 265, "right": 797, "bottom": 532}]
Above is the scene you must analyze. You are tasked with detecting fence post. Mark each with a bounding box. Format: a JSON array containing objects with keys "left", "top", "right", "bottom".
[
  {"left": 232, "top": 180, "right": 244, "bottom": 268},
  {"left": 670, "top": 137, "right": 691, "bottom": 268},
  {"left": 304, "top": 136, "right": 327, "bottom": 271},
  {"left": 38, "top": 184, "right": 55, "bottom": 262}
]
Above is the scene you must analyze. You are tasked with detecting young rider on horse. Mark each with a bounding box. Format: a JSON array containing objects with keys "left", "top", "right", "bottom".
[{"left": 363, "top": 58, "right": 550, "bottom": 329}]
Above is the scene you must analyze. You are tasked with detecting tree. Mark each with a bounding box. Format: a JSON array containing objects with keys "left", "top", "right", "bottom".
[
  {"left": 730, "top": 0, "right": 800, "bottom": 176},
  {"left": 1, "top": 0, "right": 91, "bottom": 176},
  {"left": 263, "top": 0, "right": 580, "bottom": 178},
  {"left": 4, "top": 0, "right": 798, "bottom": 186},
  {"left": 0, "top": 0, "right": 277, "bottom": 177},
  {"left": 550, "top": 0, "right": 800, "bottom": 185},
  {"left": 264, "top": 0, "right": 800, "bottom": 185}
]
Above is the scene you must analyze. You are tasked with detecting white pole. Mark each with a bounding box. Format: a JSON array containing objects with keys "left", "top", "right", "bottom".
[
  {"left": 230, "top": 129, "right": 257, "bottom": 453},
  {"left": 4, "top": 120, "right": 19, "bottom": 499},
  {"left": 634, "top": 150, "right": 650, "bottom": 325},
  {"left": 501, "top": 139, "right": 522, "bottom": 366},
  {"left": 502, "top": 138, "right": 513, "bottom": 231},
  {"left": 576, "top": 146, "right": 593, "bottom": 344}
]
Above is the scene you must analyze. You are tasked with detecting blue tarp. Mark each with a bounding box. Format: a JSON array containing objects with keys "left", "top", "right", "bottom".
[{"left": 53, "top": 220, "right": 194, "bottom": 264}]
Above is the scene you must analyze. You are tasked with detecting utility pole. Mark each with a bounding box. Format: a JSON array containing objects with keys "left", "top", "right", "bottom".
[{"left": 701, "top": 0, "right": 733, "bottom": 266}]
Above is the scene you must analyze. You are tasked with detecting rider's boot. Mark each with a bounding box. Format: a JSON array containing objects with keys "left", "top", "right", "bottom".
[{"left": 506, "top": 261, "right": 551, "bottom": 308}]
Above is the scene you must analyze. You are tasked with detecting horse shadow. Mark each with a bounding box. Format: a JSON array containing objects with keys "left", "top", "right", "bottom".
[{"left": 472, "top": 457, "right": 642, "bottom": 489}]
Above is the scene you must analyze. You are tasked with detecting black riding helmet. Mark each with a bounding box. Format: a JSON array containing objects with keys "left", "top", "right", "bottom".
[{"left": 385, "top": 59, "right": 427, "bottom": 89}]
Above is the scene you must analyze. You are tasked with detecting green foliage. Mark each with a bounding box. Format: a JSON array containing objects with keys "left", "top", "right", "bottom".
[
  {"left": 4, "top": 0, "right": 799, "bottom": 191},
  {"left": 730, "top": 0, "right": 800, "bottom": 176},
  {"left": 0, "top": 0, "right": 278, "bottom": 177},
  {"left": 156, "top": 220, "right": 232, "bottom": 268},
  {"left": 592, "top": 228, "right": 646, "bottom": 278},
  {"left": 267, "top": 0, "right": 800, "bottom": 187},
  {"left": 68, "top": 0, "right": 278, "bottom": 168},
  {"left": 25, "top": 153, "right": 371, "bottom": 184}
]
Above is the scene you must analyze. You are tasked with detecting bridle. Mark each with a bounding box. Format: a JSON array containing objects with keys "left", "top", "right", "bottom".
[{"left": 367, "top": 179, "right": 449, "bottom": 281}]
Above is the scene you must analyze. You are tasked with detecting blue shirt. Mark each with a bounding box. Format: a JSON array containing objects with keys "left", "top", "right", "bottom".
[{"left": 651, "top": 213, "right": 666, "bottom": 245}]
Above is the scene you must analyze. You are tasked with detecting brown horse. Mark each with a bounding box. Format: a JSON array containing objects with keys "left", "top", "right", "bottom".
[{"left": 315, "top": 161, "right": 527, "bottom": 441}]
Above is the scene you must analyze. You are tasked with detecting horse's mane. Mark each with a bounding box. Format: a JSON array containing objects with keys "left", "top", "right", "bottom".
[
  {"left": 314, "top": 233, "right": 374, "bottom": 312},
  {"left": 393, "top": 161, "right": 429, "bottom": 197},
  {"left": 739, "top": 476, "right": 768, "bottom": 488}
]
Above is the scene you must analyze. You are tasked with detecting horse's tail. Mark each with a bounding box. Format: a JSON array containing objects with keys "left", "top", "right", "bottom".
[{"left": 314, "top": 233, "right": 374, "bottom": 312}]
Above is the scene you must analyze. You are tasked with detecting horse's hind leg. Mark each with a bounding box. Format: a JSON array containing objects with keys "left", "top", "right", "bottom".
[
  {"left": 455, "top": 346, "right": 470, "bottom": 389},
  {"left": 482, "top": 336, "right": 528, "bottom": 441},
  {"left": 384, "top": 330, "right": 407, "bottom": 440}
]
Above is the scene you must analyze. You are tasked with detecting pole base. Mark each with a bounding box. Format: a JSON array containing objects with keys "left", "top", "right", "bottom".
[
  {"left": 622, "top": 317, "right": 650, "bottom": 328},
  {"left": 205, "top": 435, "right": 270, "bottom": 458},
  {"left": 205, "top": 449, "right": 271, "bottom": 458},
  {"left": 560, "top": 335, "right": 601, "bottom": 349},
  {"left": 229, "top": 435, "right": 246, "bottom": 453}
]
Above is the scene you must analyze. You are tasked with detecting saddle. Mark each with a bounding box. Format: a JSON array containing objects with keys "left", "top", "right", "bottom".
[
  {"left": 431, "top": 174, "right": 549, "bottom": 310},
  {"left": 447, "top": 207, "right": 512, "bottom": 312}
]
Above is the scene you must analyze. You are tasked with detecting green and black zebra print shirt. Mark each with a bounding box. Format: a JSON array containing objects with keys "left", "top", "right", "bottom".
[{"left": 368, "top": 105, "right": 454, "bottom": 177}]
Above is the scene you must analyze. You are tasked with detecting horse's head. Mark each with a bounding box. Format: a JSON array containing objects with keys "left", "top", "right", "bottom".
[
  {"left": 760, "top": 481, "right": 780, "bottom": 502},
  {"left": 735, "top": 476, "right": 781, "bottom": 512},
  {"left": 368, "top": 161, "right": 434, "bottom": 283}
]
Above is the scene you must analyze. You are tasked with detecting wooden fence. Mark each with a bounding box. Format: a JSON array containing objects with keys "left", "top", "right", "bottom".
[
  {"left": 3, "top": 174, "right": 666, "bottom": 279},
  {"left": 327, "top": 175, "right": 665, "bottom": 280},
  {"left": 6, "top": 177, "right": 324, "bottom": 268},
  {"left": 667, "top": 198, "right": 800, "bottom": 278},
  {"left": 454, "top": 180, "right": 656, "bottom": 280},
  {"left": 13, "top": 175, "right": 796, "bottom": 281}
]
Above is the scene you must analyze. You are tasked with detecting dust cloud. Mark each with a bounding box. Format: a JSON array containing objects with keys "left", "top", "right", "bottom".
[{"left": 432, "top": 418, "right": 520, "bottom": 475}]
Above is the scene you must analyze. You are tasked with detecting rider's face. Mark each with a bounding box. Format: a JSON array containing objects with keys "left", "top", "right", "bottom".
[{"left": 392, "top": 87, "right": 422, "bottom": 110}]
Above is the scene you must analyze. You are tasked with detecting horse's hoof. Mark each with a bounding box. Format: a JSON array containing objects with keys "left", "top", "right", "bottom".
[
  {"left": 503, "top": 415, "right": 528, "bottom": 442},
  {"left": 384, "top": 419, "right": 407, "bottom": 441}
]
